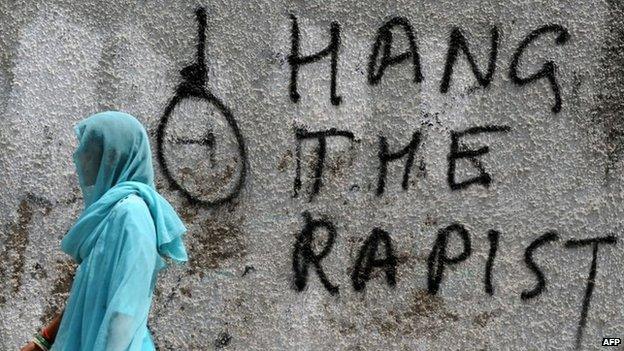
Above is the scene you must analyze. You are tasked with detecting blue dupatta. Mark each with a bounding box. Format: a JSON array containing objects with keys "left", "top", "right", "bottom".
[{"left": 51, "top": 111, "right": 188, "bottom": 351}]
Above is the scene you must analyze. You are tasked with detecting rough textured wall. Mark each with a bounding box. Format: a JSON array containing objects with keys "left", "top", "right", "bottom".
[{"left": 0, "top": 0, "right": 623, "bottom": 350}]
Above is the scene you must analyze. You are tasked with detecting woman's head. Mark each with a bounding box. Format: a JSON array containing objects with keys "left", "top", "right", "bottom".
[{"left": 72, "top": 111, "right": 155, "bottom": 207}]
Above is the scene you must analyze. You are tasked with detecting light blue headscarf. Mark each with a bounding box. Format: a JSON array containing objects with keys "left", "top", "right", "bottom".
[{"left": 51, "top": 111, "right": 188, "bottom": 351}]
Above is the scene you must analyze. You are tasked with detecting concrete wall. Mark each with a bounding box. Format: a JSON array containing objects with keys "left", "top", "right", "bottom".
[{"left": 1, "top": 0, "right": 623, "bottom": 350}]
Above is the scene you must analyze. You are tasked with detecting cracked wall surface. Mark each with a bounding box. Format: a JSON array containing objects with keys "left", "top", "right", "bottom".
[{"left": 0, "top": 1, "right": 623, "bottom": 350}]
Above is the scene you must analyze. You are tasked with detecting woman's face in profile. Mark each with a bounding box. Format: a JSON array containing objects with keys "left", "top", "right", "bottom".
[{"left": 73, "top": 134, "right": 103, "bottom": 187}]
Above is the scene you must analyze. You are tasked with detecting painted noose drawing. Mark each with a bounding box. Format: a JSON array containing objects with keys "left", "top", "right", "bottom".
[{"left": 156, "top": 7, "right": 247, "bottom": 207}]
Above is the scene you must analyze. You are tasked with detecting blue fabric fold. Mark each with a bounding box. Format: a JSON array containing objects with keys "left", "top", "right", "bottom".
[{"left": 51, "top": 111, "right": 188, "bottom": 351}]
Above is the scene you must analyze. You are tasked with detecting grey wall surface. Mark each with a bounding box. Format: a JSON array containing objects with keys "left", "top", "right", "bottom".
[{"left": 0, "top": 0, "right": 623, "bottom": 350}]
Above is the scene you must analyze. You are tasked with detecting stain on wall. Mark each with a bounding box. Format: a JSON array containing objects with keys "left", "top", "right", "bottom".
[
  {"left": 0, "top": 1, "right": 623, "bottom": 350},
  {"left": 3, "top": 200, "right": 33, "bottom": 295},
  {"left": 592, "top": 0, "right": 624, "bottom": 181}
]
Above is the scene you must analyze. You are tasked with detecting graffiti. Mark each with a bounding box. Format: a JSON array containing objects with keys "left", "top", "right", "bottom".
[
  {"left": 293, "top": 127, "right": 355, "bottom": 200},
  {"left": 289, "top": 15, "right": 342, "bottom": 105},
  {"left": 427, "top": 223, "right": 472, "bottom": 295},
  {"left": 294, "top": 124, "right": 510, "bottom": 199},
  {"left": 291, "top": 18, "right": 569, "bottom": 113},
  {"left": 290, "top": 216, "right": 617, "bottom": 301},
  {"left": 520, "top": 231, "right": 559, "bottom": 300},
  {"left": 376, "top": 131, "right": 421, "bottom": 196},
  {"left": 351, "top": 228, "right": 397, "bottom": 292},
  {"left": 440, "top": 27, "right": 499, "bottom": 93},
  {"left": 292, "top": 211, "right": 339, "bottom": 295},
  {"left": 509, "top": 25, "right": 570, "bottom": 113},
  {"left": 2, "top": 4, "right": 622, "bottom": 351},
  {"left": 154, "top": 12, "right": 570, "bottom": 205},
  {"left": 147, "top": 14, "right": 609, "bottom": 349},
  {"left": 447, "top": 125, "right": 511, "bottom": 190},
  {"left": 368, "top": 17, "right": 423, "bottom": 85},
  {"left": 156, "top": 7, "right": 247, "bottom": 207},
  {"left": 484, "top": 230, "right": 500, "bottom": 296},
  {"left": 565, "top": 235, "right": 617, "bottom": 350},
  {"left": 290, "top": 212, "right": 618, "bottom": 348}
]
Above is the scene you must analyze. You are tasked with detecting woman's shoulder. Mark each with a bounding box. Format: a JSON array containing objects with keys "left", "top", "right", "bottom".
[
  {"left": 112, "top": 193, "right": 149, "bottom": 214},
  {"left": 107, "top": 194, "right": 157, "bottom": 246},
  {"left": 109, "top": 194, "right": 153, "bottom": 228}
]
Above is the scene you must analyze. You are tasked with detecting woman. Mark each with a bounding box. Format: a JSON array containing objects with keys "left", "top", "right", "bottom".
[{"left": 21, "top": 111, "right": 188, "bottom": 351}]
